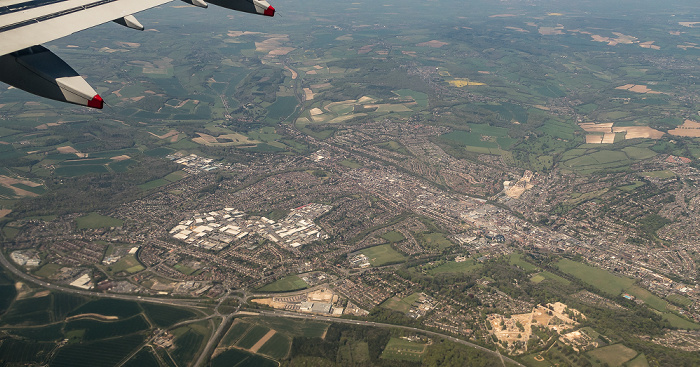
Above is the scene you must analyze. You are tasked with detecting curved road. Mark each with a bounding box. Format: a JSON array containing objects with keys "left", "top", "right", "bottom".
[{"left": 1, "top": 251, "right": 523, "bottom": 367}]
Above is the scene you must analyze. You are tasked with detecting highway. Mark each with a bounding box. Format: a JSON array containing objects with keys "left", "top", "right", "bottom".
[{"left": 0, "top": 251, "right": 524, "bottom": 367}]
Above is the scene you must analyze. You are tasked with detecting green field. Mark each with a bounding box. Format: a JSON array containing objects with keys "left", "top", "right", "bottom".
[
  {"left": 666, "top": 294, "right": 693, "bottom": 307},
  {"left": 174, "top": 263, "right": 198, "bottom": 276},
  {"left": 257, "top": 332, "right": 291, "bottom": 359},
  {"left": 221, "top": 320, "right": 252, "bottom": 347},
  {"left": 427, "top": 259, "right": 482, "bottom": 275},
  {"left": 508, "top": 253, "right": 539, "bottom": 272},
  {"left": 381, "top": 231, "right": 405, "bottom": 243},
  {"left": 381, "top": 292, "right": 421, "bottom": 313},
  {"left": 376, "top": 141, "right": 410, "bottom": 155},
  {"left": 360, "top": 244, "right": 407, "bottom": 266},
  {"left": 34, "top": 263, "right": 62, "bottom": 278},
  {"left": 141, "top": 303, "right": 197, "bottom": 328},
  {"left": 393, "top": 89, "right": 428, "bottom": 108},
  {"left": 138, "top": 178, "right": 170, "bottom": 190},
  {"left": 641, "top": 170, "right": 676, "bottom": 179},
  {"left": 416, "top": 232, "right": 453, "bottom": 250},
  {"left": 54, "top": 165, "right": 109, "bottom": 177},
  {"left": 211, "top": 349, "right": 277, "bottom": 367},
  {"left": 109, "top": 255, "right": 144, "bottom": 274},
  {"left": 530, "top": 271, "right": 571, "bottom": 285},
  {"left": 64, "top": 315, "right": 149, "bottom": 341},
  {"left": 236, "top": 325, "right": 271, "bottom": 349},
  {"left": 587, "top": 344, "right": 638, "bottom": 366},
  {"left": 340, "top": 159, "right": 363, "bottom": 169},
  {"left": 51, "top": 334, "right": 145, "bottom": 367},
  {"left": 76, "top": 212, "right": 124, "bottom": 229},
  {"left": 381, "top": 337, "right": 427, "bottom": 362},
  {"left": 556, "top": 259, "right": 634, "bottom": 296},
  {"left": 68, "top": 299, "right": 142, "bottom": 319},
  {"left": 257, "top": 275, "right": 308, "bottom": 292},
  {"left": 663, "top": 312, "right": 700, "bottom": 330}
]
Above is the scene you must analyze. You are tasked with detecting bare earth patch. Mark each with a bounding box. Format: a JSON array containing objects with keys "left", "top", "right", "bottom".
[
  {"left": 111, "top": 155, "right": 131, "bottom": 161},
  {"left": 57, "top": 146, "right": 79, "bottom": 154},
  {"left": 612, "top": 126, "right": 664, "bottom": 139},
  {"left": 0, "top": 175, "right": 41, "bottom": 197},
  {"left": 586, "top": 134, "right": 603, "bottom": 144},
  {"left": 539, "top": 26, "right": 565, "bottom": 35},
  {"left": 250, "top": 330, "right": 277, "bottom": 353},
  {"left": 0, "top": 209, "right": 11, "bottom": 218},
  {"left": 668, "top": 119, "right": 700, "bottom": 137},
  {"left": 417, "top": 40, "right": 448, "bottom": 48}
]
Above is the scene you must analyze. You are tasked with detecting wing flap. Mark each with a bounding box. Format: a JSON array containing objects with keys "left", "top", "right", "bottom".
[{"left": 0, "top": 0, "right": 172, "bottom": 55}]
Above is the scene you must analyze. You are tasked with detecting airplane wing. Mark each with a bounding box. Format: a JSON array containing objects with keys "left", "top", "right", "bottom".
[{"left": 0, "top": 0, "right": 275, "bottom": 109}]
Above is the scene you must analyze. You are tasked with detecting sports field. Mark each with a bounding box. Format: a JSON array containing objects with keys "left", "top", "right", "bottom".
[
  {"left": 360, "top": 244, "right": 406, "bottom": 266},
  {"left": 76, "top": 213, "right": 124, "bottom": 229},
  {"left": 257, "top": 275, "right": 308, "bottom": 292}
]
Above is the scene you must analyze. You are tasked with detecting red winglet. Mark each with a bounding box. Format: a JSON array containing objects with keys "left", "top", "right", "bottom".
[
  {"left": 87, "top": 94, "right": 104, "bottom": 109},
  {"left": 264, "top": 5, "right": 275, "bottom": 16}
]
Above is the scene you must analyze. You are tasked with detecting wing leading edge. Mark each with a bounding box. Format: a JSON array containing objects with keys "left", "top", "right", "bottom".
[{"left": 0, "top": 0, "right": 275, "bottom": 108}]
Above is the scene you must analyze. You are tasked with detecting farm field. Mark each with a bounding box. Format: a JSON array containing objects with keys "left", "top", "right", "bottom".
[
  {"left": 360, "top": 244, "right": 407, "bottom": 266},
  {"left": 211, "top": 349, "right": 278, "bottom": 367},
  {"left": 141, "top": 303, "right": 198, "bottom": 328}
]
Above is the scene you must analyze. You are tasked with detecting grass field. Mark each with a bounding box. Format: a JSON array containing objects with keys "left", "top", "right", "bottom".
[
  {"left": 210, "top": 349, "right": 277, "bottom": 367},
  {"left": 221, "top": 320, "right": 252, "bottom": 347},
  {"left": 257, "top": 332, "right": 291, "bottom": 359},
  {"left": 257, "top": 275, "right": 308, "bottom": 292},
  {"left": 381, "top": 292, "right": 421, "bottom": 313},
  {"left": 138, "top": 178, "right": 170, "bottom": 190},
  {"left": 393, "top": 89, "right": 428, "bottom": 108},
  {"left": 666, "top": 294, "right": 693, "bottom": 307},
  {"left": 626, "top": 353, "right": 650, "bottom": 367},
  {"left": 141, "top": 303, "right": 197, "bottom": 328},
  {"left": 587, "top": 344, "right": 637, "bottom": 366},
  {"left": 663, "top": 312, "right": 700, "bottom": 330},
  {"left": 340, "top": 159, "right": 363, "bottom": 169},
  {"left": 380, "top": 337, "right": 427, "bottom": 362},
  {"left": 508, "top": 253, "right": 539, "bottom": 272},
  {"left": 427, "top": 259, "right": 482, "bottom": 275},
  {"left": 556, "top": 259, "right": 634, "bottom": 296},
  {"left": 109, "top": 255, "right": 144, "bottom": 274},
  {"left": 360, "top": 244, "right": 406, "bottom": 266},
  {"left": 641, "top": 170, "right": 675, "bottom": 179},
  {"left": 376, "top": 141, "right": 410, "bottom": 155},
  {"left": 530, "top": 271, "right": 571, "bottom": 285},
  {"left": 381, "top": 231, "right": 405, "bottom": 243},
  {"left": 236, "top": 325, "right": 271, "bottom": 349},
  {"left": 174, "top": 263, "right": 197, "bottom": 276},
  {"left": 76, "top": 212, "right": 123, "bottom": 229},
  {"left": 34, "top": 263, "right": 61, "bottom": 278},
  {"left": 417, "top": 232, "right": 453, "bottom": 250}
]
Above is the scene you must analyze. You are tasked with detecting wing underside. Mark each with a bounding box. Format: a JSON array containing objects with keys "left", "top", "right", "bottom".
[{"left": 0, "top": 0, "right": 275, "bottom": 108}]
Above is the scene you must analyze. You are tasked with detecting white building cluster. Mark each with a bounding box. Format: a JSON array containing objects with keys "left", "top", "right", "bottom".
[{"left": 169, "top": 203, "right": 332, "bottom": 251}]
